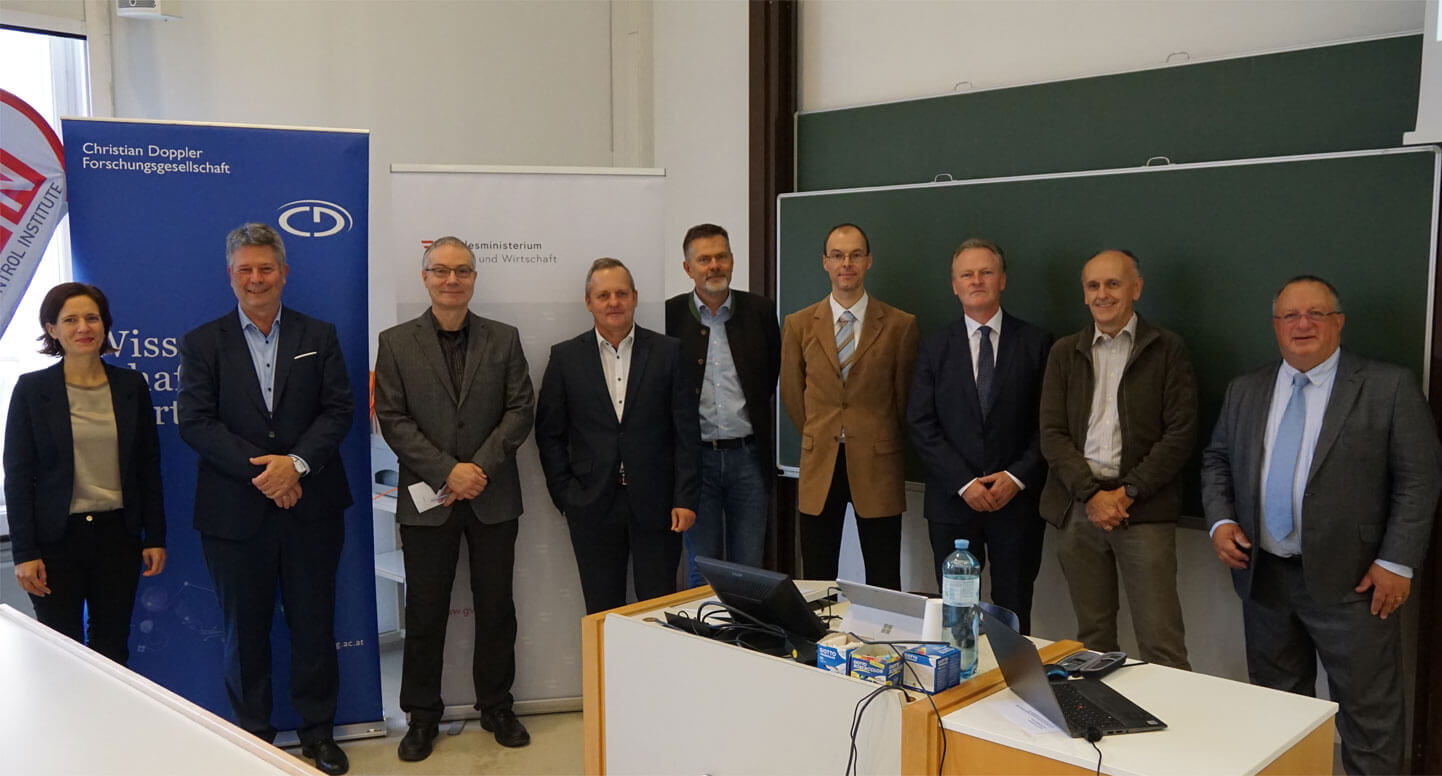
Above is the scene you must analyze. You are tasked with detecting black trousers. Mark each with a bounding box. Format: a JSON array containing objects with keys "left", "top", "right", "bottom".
[
  {"left": 398, "top": 505, "right": 518, "bottom": 723},
  {"left": 200, "top": 508, "right": 344, "bottom": 746},
  {"left": 1244, "top": 551, "right": 1404, "bottom": 776},
  {"left": 799, "top": 445, "right": 902, "bottom": 589},
  {"left": 30, "top": 510, "right": 142, "bottom": 664},
  {"left": 566, "top": 487, "right": 682, "bottom": 614},
  {"left": 927, "top": 502, "right": 1046, "bottom": 634}
]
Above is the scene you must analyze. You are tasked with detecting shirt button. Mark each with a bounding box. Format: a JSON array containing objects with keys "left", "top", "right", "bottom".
[
  {"left": 85, "top": 514, "right": 94, "bottom": 522},
  {"left": 268, "top": 431, "right": 276, "bottom": 439}
]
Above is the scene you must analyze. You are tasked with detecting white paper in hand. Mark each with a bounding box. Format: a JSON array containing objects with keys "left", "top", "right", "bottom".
[{"left": 408, "top": 481, "right": 447, "bottom": 513}]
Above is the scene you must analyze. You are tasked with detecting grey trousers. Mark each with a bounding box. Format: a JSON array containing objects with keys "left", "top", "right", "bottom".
[
  {"left": 1054, "top": 503, "right": 1190, "bottom": 669},
  {"left": 1244, "top": 551, "right": 1404, "bottom": 776}
]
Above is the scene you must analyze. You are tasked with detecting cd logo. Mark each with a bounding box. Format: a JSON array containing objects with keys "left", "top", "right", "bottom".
[{"left": 277, "top": 200, "right": 353, "bottom": 238}]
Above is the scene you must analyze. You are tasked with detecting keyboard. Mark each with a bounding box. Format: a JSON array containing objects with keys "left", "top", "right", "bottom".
[{"left": 1051, "top": 681, "right": 1125, "bottom": 731}]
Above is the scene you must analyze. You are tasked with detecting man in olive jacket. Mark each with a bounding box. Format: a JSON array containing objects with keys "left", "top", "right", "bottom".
[{"left": 1039, "top": 250, "right": 1196, "bottom": 669}]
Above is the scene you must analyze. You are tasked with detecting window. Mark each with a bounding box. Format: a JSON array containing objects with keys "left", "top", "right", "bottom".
[{"left": 0, "top": 26, "right": 90, "bottom": 521}]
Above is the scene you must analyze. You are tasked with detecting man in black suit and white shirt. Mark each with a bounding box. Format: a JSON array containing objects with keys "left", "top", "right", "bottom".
[
  {"left": 374, "top": 236, "right": 534, "bottom": 760},
  {"left": 535, "top": 258, "right": 700, "bottom": 613},
  {"left": 908, "top": 239, "right": 1053, "bottom": 633},
  {"left": 665, "top": 224, "right": 780, "bottom": 586},
  {"left": 1202, "top": 275, "right": 1441, "bottom": 775},
  {"left": 178, "top": 223, "right": 353, "bottom": 775}
]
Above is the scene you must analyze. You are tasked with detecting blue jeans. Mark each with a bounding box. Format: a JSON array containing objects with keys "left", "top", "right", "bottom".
[{"left": 684, "top": 442, "right": 768, "bottom": 587}]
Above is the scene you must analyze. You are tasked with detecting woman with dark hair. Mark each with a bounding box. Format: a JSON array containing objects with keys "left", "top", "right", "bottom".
[{"left": 3, "top": 282, "right": 166, "bottom": 663}]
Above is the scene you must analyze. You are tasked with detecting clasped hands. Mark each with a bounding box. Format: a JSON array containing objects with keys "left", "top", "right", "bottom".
[
  {"left": 250, "top": 454, "right": 302, "bottom": 509},
  {"left": 440, "top": 462, "right": 489, "bottom": 506},
  {"left": 1085, "top": 486, "right": 1132, "bottom": 531},
  {"left": 1210, "top": 523, "right": 1410, "bottom": 620},
  {"left": 961, "top": 473, "right": 1021, "bottom": 512}
]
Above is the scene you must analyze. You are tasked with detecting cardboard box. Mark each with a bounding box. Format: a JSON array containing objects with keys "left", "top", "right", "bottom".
[
  {"left": 901, "top": 645, "right": 961, "bottom": 694},
  {"left": 816, "top": 633, "right": 862, "bottom": 674},
  {"left": 849, "top": 646, "right": 902, "bottom": 687}
]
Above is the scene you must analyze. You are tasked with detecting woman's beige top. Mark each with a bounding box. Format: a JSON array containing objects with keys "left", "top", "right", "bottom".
[{"left": 66, "top": 382, "right": 124, "bottom": 514}]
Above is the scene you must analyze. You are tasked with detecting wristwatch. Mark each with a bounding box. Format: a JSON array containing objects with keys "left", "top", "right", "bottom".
[
  {"left": 288, "top": 454, "right": 309, "bottom": 476},
  {"left": 1124, "top": 483, "right": 1139, "bottom": 499}
]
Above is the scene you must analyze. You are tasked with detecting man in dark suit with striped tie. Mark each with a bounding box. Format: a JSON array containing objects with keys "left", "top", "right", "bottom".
[{"left": 908, "top": 238, "right": 1053, "bottom": 633}]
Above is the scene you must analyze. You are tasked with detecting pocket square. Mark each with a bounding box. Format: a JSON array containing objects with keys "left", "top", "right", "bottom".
[{"left": 294, "top": 351, "right": 317, "bottom": 360}]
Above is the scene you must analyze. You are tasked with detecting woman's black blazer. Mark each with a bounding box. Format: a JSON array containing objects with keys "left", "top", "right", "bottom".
[{"left": 3, "top": 361, "right": 165, "bottom": 563}]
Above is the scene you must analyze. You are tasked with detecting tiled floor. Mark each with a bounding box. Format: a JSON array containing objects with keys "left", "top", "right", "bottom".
[{"left": 285, "top": 639, "right": 584, "bottom": 776}]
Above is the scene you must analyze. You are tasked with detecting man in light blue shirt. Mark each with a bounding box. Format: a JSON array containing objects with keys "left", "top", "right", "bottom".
[
  {"left": 665, "top": 224, "right": 780, "bottom": 585},
  {"left": 1202, "top": 275, "right": 1441, "bottom": 775}
]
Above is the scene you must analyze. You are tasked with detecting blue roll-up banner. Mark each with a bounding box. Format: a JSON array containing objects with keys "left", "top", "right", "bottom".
[{"left": 60, "top": 118, "right": 382, "bottom": 735}]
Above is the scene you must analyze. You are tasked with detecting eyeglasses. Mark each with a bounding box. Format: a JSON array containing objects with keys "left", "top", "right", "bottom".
[
  {"left": 425, "top": 265, "right": 475, "bottom": 279},
  {"left": 824, "top": 251, "right": 869, "bottom": 264},
  {"left": 1272, "top": 311, "right": 1341, "bottom": 325}
]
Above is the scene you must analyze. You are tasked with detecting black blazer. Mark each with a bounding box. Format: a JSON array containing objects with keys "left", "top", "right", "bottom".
[
  {"left": 534, "top": 326, "right": 700, "bottom": 529},
  {"left": 664, "top": 290, "right": 781, "bottom": 470},
  {"left": 3, "top": 361, "right": 165, "bottom": 563},
  {"left": 177, "top": 308, "right": 354, "bottom": 540},
  {"left": 908, "top": 312, "right": 1053, "bottom": 525}
]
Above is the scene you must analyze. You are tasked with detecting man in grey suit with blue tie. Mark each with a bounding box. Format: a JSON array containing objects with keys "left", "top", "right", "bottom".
[
  {"left": 1202, "top": 275, "right": 1441, "bottom": 775},
  {"left": 374, "top": 236, "right": 535, "bottom": 760}
]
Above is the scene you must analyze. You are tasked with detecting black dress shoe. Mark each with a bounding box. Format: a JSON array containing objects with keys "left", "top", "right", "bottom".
[
  {"left": 397, "top": 722, "right": 439, "bottom": 762},
  {"left": 301, "top": 738, "right": 349, "bottom": 775},
  {"left": 480, "top": 707, "right": 530, "bottom": 748}
]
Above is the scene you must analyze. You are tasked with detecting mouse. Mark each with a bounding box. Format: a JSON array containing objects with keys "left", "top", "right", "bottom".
[{"left": 1042, "top": 663, "right": 1070, "bottom": 681}]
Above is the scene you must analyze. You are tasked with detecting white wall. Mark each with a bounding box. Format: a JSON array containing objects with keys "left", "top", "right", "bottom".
[
  {"left": 801, "top": 0, "right": 1424, "bottom": 111},
  {"left": 653, "top": 0, "right": 751, "bottom": 296},
  {"left": 104, "top": 0, "right": 616, "bottom": 346}
]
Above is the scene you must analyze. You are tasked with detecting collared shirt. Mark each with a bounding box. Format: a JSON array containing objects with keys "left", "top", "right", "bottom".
[
  {"left": 957, "top": 309, "right": 1024, "bottom": 496},
  {"left": 829, "top": 291, "right": 870, "bottom": 347},
  {"left": 239, "top": 303, "right": 283, "bottom": 413},
  {"left": 596, "top": 326, "right": 636, "bottom": 422},
  {"left": 695, "top": 292, "right": 753, "bottom": 441},
  {"left": 1257, "top": 349, "right": 1339, "bottom": 557},
  {"left": 430, "top": 310, "right": 469, "bottom": 396},
  {"left": 1083, "top": 313, "right": 1137, "bottom": 478}
]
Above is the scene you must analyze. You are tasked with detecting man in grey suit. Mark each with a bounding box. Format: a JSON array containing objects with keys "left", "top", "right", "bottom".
[
  {"left": 374, "top": 236, "right": 535, "bottom": 761},
  {"left": 1202, "top": 275, "right": 1441, "bottom": 776}
]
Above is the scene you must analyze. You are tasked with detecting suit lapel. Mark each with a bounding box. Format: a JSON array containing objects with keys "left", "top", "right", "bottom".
[
  {"left": 271, "top": 311, "right": 302, "bottom": 410},
  {"left": 38, "top": 364, "right": 74, "bottom": 465},
  {"left": 221, "top": 312, "right": 271, "bottom": 416},
  {"left": 622, "top": 329, "right": 651, "bottom": 425},
  {"left": 811, "top": 301, "right": 842, "bottom": 377},
  {"left": 410, "top": 315, "right": 458, "bottom": 405},
  {"left": 457, "top": 314, "right": 489, "bottom": 406},
  {"left": 950, "top": 321, "right": 982, "bottom": 419},
  {"left": 582, "top": 331, "right": 618, "bottom": 428},
  {"left": 1240, "top": 368, "right": 1276, "bottom": 494},
  {"left": 851, "top": 299, "right": 885, "bottom": 365},
  {"left": 1307, "top": 356, "right": 1363, "bottom": 483},
  {"left": 106, "top": 366, "right": 137, "bottom": 483}
]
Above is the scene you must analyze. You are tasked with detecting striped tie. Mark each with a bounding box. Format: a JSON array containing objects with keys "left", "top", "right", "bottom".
[{"left": 836, "top": 310, "right": 856, "bottom": 382}]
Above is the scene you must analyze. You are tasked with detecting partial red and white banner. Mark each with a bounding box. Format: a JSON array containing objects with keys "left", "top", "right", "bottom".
[{"left": 0, "top": 88, "right": 67, "bottom": 337}]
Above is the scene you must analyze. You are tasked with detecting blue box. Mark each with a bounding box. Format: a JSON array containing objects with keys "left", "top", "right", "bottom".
[
  {"left": 849, "top": 648, "right": 903, "bottom": 687},
  {"left": 816, "top": 634, "right": 862, "bottom": 674},
  {"left": 901, "top": 645, "right": 961, "bottom": 694}
]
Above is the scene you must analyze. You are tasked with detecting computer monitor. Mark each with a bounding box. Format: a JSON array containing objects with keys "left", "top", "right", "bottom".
[{"left": 694, "top": 556, "right": 828, "bottom": 641}]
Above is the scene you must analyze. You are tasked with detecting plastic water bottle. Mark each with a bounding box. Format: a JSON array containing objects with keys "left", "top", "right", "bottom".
[{"left": 942, "top": 539, "right": 980, "bottom": 678}]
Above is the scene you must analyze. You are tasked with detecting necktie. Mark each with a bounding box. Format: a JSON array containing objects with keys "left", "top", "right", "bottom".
[
  {"left": 976, "top": 325, "right": 995, "bottom": 418},
  {"left": 836, "top": 311, "right": 856, "bottom": 382},
  {"left": 1263, "top": 372, "right": 1309, "bottom": 542}
]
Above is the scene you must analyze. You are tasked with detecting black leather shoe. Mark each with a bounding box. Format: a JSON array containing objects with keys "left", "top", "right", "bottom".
[
  {"left": 480, "top": 707, "right": 530, "bottom": 748},
  {"left": 397, "top": 722, "right": 439, "bottom": 762},
  {"left": 301, "top": 738, "right": 349, "bottom": 775}
]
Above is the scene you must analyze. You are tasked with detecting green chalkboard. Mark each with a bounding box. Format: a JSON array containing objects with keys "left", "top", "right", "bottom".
[
  {"left": 797, "top": 36, "right": 1422, "bottom": 191},
  {"left": 776, "top": 149, "right": 1440, "bottom": 519}
]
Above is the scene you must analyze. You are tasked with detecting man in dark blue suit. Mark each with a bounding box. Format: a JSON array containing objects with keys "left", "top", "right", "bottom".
[
  {"left": 535, "top": 258, "right": 700, "bottom": 614},
  {"left": 908, "top": 239, "right": 1053, "bottom": 633},
  {"left": 178, "top": 223, "right": 354, "bottom": 775}
]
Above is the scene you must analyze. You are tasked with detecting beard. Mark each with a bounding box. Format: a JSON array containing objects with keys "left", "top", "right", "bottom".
[{"left": 702, "top": 275, "right": 731, "bottom": 294}]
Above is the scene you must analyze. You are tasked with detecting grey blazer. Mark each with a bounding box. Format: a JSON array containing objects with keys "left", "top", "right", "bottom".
[
  {"left": 374, "top": 311, "right": 535, "bottom": 526},
  {"left": 1201, "top": 351, "right": 1441, "bottom": 604}
]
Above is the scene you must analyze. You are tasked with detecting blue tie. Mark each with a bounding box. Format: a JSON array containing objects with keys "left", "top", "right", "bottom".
[
  {"left": 1263, "top": 373, "right": 1309, "bottom": 542},
  {"left": 976, "top": 325, "right": 995, "bottom": 418}
]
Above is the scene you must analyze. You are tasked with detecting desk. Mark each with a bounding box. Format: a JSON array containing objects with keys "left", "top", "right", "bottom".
[
  {"left": 1, "top": 604, "right": 316, "bottom": 775},
  {"left": 580, "top": 585, "right": 1080, "bottom": 775},
  {"left": 941, "top": 662, "right": 1336, "bottom": 775}
]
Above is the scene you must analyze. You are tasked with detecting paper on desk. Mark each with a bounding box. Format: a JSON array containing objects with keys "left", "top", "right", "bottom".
[
  {"left": 408, "top": 482, "right": 447, "bottom": 512},
  {"left": 993, "top": 694, "right": 1064, "bottom": 735}
]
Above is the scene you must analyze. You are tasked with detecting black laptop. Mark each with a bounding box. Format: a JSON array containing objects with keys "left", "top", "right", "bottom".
[{"left": 982, "top": 613, "right": 1166, "bottom": 738}]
